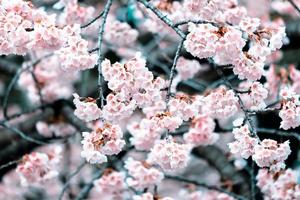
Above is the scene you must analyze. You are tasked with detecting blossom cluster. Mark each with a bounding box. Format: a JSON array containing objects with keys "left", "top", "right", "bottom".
[
  {"left": 183, "top": 114, "right": 219, "bottom": 146},
  {"left": 229, "top": 124, "right": 291, "bottom": 172},
  {"left": 16, "top": 147, "right": 61, "bottom": 186},
  {"left": 124, "top": 157, "right": 164, "bottom": 191},
  {"left": 256, "top": 168, "right": 300, "bottom": 200},
  {"left": 147, "top": 138, "right": 191, "bottom": 171},
  {"left": 81, "top": 123, "right": 125, "bottom": 164}
]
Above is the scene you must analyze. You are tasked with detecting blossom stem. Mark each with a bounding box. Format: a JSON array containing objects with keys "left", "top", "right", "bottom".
[
  {"left": 58, "top": 161, "right": 86, "bottom": 200},
  {"left": 287, "top": 0, "right": 300, "bottom": 14},
  {"left": 165, "top": 175, "right": 248, "bottom": 200},
  {"left": 81, "top": 11, "right": 104, "bottom": 29},
  {"left": 96, "top": 0, "right": 113, "bottom": 109}
]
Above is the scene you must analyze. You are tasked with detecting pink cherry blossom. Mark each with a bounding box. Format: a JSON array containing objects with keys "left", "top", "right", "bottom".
[
  {"left": 176, "top": 57, "right": 202, "bottom": 80},
  {"left": 279, "top": 87, "right": 300, "bottom": 130},
  {"left": 239, "top": 17, "right": 260, "bottom": 33},
  {"left": 56, "top": 33, "right": 97, "bottom": 72},
  {"left": 184, "top": 23, "right": 219, "bottom": 59},
  {"left": 239, "top": 81, "right": 268, "bottom": 110},
  {"left": 16, "top": 150, "right": 61, "bottom": 186},
  {"left": 104, "top": 19, "right": 138, "bottom": 46},
  {"left": 184, "top": 114, "right": 219, "bottom": 146},
  {"left": 124, "top": 157, "right": 164, "bottom": 191},
  {"left": 203, "top": 86, "right": 239, "bottom": 119},
  {"left": 256, "top": 168, "right": 300, "bottom": 200},
  {"left": 213, "top": 26, "right": 245, "bottom": 65},
  {"left": 233, "top": 52, "right": 265, "bottom": 81},
  {"left": 252, "top": 139, "right": 291, "bottom": 172},
  {"left": 168, "top": 93, "right": 199, "bottom": 121},
  {"left": 147, "top": 138, "right": 191, "bottom": 171},
  {"left": 93, "top": 169, "right": 126, "bottom": 197},
  {"left": 36, "top": 121, "right": 76, "bottom": 137},
  {"left": 127, "top": 119, "right": 163, "bottom": 151},
  {"left": 73, "top": 93, "right": 102, "bottom": 122},
  {"left": 81, "top": 123, "right": 125, "bottom": 164},
  {"left": 228, "top": 124, "right": 259, "bottom": 159},
  {"left": 149, "top": 111, "right": 183, "bottom": 132}
]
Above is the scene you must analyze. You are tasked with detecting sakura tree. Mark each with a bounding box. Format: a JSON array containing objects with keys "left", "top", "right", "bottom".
[{"left": 0, "top": 0, "right": 300, "bottom": 199}]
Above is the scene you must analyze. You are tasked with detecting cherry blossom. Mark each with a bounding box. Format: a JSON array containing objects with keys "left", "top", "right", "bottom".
[
  {"left": 279, "top": 87, "right": 300, "bottom": 130},
  {"left": 176, "top": 57, "right": 202, "bottom": 80},
  {"left": 93, "top": 169, "right": 126, "bottom": 198},
  {"left": 147, "top": 138, "right": 191, "bottom": 171},
  {"left": 228, "top": 124, "right": 259, "bottom": 159},
  {"left": 256, "top": 168, "right": 300, "bottom": 200},
  {"left": 104, "top": 19, "right": 138, "bottom": 46},
  {"left": 56, "top": 34, "right": 97, "bottom": 72},
  {"left": 16, "top": 149, "right": 61, "bottom": 186},
  {"left": 73, "top": 93, "right": 102, "bottom": 122},
  {"left": 124, "top": 157, "right": 164, "bottom": 191},
  {"left": 81, "top": 123, "right": 125, "bottom": 164},
  {"left": 127, "top": 119, "right": 163, "bottom": 151},
  {"left": 36, "top": 121, "right": 76, "bottom": 137},
  {"left": 239, "top": 81, "right": 268, "bottom": 110},
  {"left": 184, "top": 23, "right": 219, "bottom": 59},
  {"left": 203, "top": 86, "right": 239, "bottom": 119},
  {"left": 252, "top": 139, "right": 291, "bottom": 172},
  {"left": 183, "top": 114, "right": 219, "bottom": 146}
]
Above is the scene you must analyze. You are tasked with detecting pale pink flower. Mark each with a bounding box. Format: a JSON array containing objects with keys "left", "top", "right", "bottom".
[
  {"left": 59, "top": 1, "right": 95, "bottom": 24},
  {"left": 184, "top": 23, "right": 219, "bottom": 59},
  {"left": 149, "top": 111, "right": 183, "bottom": 132},
  {"left": 56, "top": 35, "right": 97, "bottom": 72},
  {"left": 253, "top": 139, "right": 291, "bottom": 172},
  {"left": 73, "top": 93, "right": 102, "bottom": 122},
  {"left": 213, "top": 26, "right": 245, "bottom": 65},
  {"left": 279, "top": 87, "right": 300, "bottom": 130},
  {"left": 124, "top": 157, "right": 164, "bottom": 191},
  {"left": 127, "top": 119, "right": 163, "bottom": 151},
  {"left": 233, "top": 51, "right": 265, "bottom": 81},
  {"left": 184, "top": 114, "right": 219, "bottom": 146},
  {"left": 176, "top": 57, "right": 202, "bottom": 80},
  {"left": 257, "top": 168, "right": 300, "bottom": 200},
  {"left": 203, "top": 86, "right": 239, "bottom": 119},
  {"left": 81, "top": 123, "right": 125, "bottom": 164},
  {"left": 93, "top": 170, "right": 126, "bottom": 196},
  {"left": 239, "top": 17, "right": 260, "bottom": 33},
  {"left": 36, "top": 121, "right": 76, "bottom": 137},
  {"left": 103, "top": 93, "right": 137, "bottom": 122},
  {"left": 168, "top": 93, "right": 199, "bottom": 121},
  {"left": 104, "top": 20, "right": 138, "bottom": 46},
  {"left": 228, "top": 125, "right": 259, "bottom": 159},
  {"left": 102, "top": 54, "right": 166, "bottom": 109},
  {"left": 147, "top": 138, "right": 191, "bottom": 171},
  {"left": 239, "top": 81, "right": 268, "bottom": 110},
  {"left": 16, "top": 150, "right": 61, "bottom": 186}
]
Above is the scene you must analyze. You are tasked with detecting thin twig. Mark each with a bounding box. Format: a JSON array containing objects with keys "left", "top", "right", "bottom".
[
  {"left": 256, "top": 127, "right": 300, "bottom": 141},
  {"left": 287, "top": 0, "right": 300, "bottom": 14},
  {"left": 81, "top": 11, "right": 104, "bottom": 29},
  {"left": 174, "top": 19, "right": 220, "bottom": 27},
  {"left": 165, "top": 39, "right": 185, "bottom": 104},
  {"left": 212, "top": 62, "right": 259, "bottom": 139},
  {"left": 58, "top": 161, "right": 86, "bottom": 200},
  {"left": 137, "top": 0, "right": 186, "bottom": 39},
  {"left": 96, "top": 0, "right": 113, "bottom": 108},
  {"left": 165, "top": 175, "right": 248, "bottom": 200},
  {"left": 0, "top": 121, "right": 48, "bottom": 145},
  {"left": 2, "top": 54, "right": 52, "bottom": 119},
  {"left": 0, "top": 159, "right": 21, "bottom": 170},
  {"left": 74, "top": 168, "right": 105, "bottom": 200}
]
